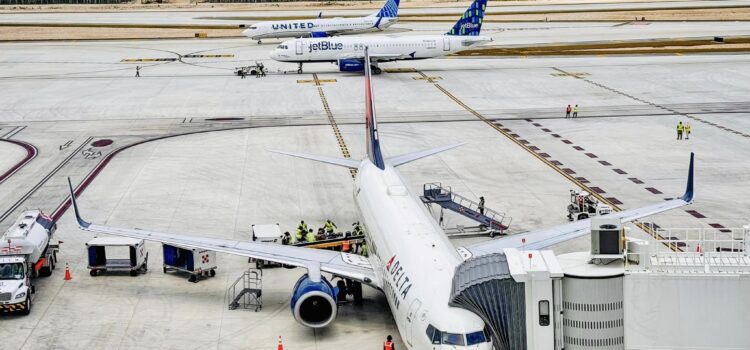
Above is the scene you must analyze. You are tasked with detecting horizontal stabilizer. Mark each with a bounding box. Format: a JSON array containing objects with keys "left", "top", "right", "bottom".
[
  {"left": 387, "top": 143, "right": 465, "bottom": 167},
  {"left": 269, "top": 149, "right": 360, "bottom": 169}
]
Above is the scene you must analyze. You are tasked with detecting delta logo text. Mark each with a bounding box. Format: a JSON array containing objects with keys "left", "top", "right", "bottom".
[
  {"left": 272, "top": 22, "right": 315, "bottom": 30},
  {"left": 308, "top": 41, "right": 344, "bottom": 53},
  {"left": 382, "top": 255, "right": 413, "bottom": 309}
]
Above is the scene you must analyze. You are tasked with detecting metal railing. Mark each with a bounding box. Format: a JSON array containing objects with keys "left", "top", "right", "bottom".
[
  {"left": 625, "top": 226, "right": 750, "bottom": 274},
  {"left": 423, "top": 183, "right": 512, "bottom": 232},
  {"left": 225, "top": 267, "right": 262, "bottom": 311}
]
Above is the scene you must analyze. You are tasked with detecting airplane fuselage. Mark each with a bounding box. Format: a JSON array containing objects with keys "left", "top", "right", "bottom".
[
  {"left": 354, "top": 161, "right": 491, "bottom": 349},
  {"left": 270, "top": 35, "right": 492, "bottom": 63},
  {"left": 243, "top": 16, "right": 397, "bottom": 41}
]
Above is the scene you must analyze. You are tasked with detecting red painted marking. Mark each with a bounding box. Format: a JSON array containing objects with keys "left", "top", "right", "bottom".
[
  {"left": 519, "top": 139, "right": 530, "bottom": 145},
  {"left": 510, "top": 133, "right": 520, "bottom": 138},
  {"left": 551, "top": 160, "right": 563, "bottom": 166},
  {"left": 573, "top": 146, "right": 585, "bottom": 151},
  {"left": 529, "top": 146, "right": 540, "bottom": 151},
  {"left": 606, "top": 197, "right": 623, "bottom": 205},
  {"left": 575, "top": 177, "right": 590, "bottom": 183},
  {"left": 613, "top": 168, "right": 627, "bottom": 175},
  {"left": 551, "top": 134, "right": 561, "bottom": 138},
  {"left": 541, "top": 128, "right": 551, "bottom": 132},
  {"left": 590, "top": 187, "right": 606, "bottom": 194},
  {"left": 645, "top": 187, "right": 663, "bottom": 194},
  {"left": 685, "top": 210, "right": 706, "bottom": 218},
  {"left": 628, "top": 177, "right": 644, "bottom": 184},
  {"left": 0, "top": 139, "right": 37, "bottom": 185},
  {"left": 561, "top": 139, "right": 573, "bottom": 144},
  {"left": 562, "top": 168, "right": 576, "bottom": 174},
  {"left": 532, "top": 123, "right": 542, "bottom": 127},
  {"left": 585, "top": 153, "right": 598, "bottom": 158},
  {"left": 90, "top": 139, "right": 113, "bottom": 147},
  {"left": 538, "top": 153, "right": 551, "bottom": 158}
]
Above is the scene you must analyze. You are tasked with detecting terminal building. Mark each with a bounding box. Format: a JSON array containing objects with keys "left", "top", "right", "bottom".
[{"left": 451, "top": 219, "right": 750, "bottom": 350}]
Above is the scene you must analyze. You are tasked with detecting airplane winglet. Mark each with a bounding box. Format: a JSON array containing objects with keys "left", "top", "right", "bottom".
[
  {"left": 681, "top": 152, "right": 695, "bottom": 202},
  {"left": 67, "top": 177, "right": 91, "bottom": 229}
]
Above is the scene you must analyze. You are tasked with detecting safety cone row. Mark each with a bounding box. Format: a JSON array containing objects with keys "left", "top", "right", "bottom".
[
  {"left": 64, "top": 263, "right": 72, "bottom": 281},
  {"left": 277, "top": 336, "right": 283, "bottom": 350}
]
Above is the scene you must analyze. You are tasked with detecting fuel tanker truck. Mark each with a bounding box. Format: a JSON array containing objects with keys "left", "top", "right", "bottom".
[{"left": 0, "top": 210, "right": 59, "bottom": 315}]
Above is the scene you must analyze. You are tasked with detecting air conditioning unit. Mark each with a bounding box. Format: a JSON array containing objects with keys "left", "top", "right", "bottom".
[{"left": 590, "top": 217, "right": 623, "bottom": 256}]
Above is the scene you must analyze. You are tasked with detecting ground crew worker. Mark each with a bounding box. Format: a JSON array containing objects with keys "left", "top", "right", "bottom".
[
  {"left": 677, "top": 121, "right": 684, "bottom": 140},
  {"left": 240, "top": 70, "right": 245, "bottom": 79},
  {"left": 572, "top": 104, "right": 579, "bottom": 118},
  {"left": 305, "top": 229, "right": 316, "bottom": 243},
  {"left": 316, "top": 228, "right": 326, "bottom": 241},
  {"left": 135, "top": 66, "right": 140, "bottom": 78},
  {"left": 342, "top": 239, "right": 350, "bottom": 253},
  {"left": 565, "top": 104, "right": 571, "bottom": 118},
  {"left": 361, "top": 241, "right": 369, "bottom": 257},
  {"left": 282, "top": 232, "right": 291, "bottom": 245},
  {"left": 685, "top": 122, "right": 692, "bottom": 140},
  {"left": 298, "top": 220, "right": 308, "bottom": 233},
  {"left": 384, "top": 335, "right": 395, "bottom": 350},
  {"left": 324, "top": 219, "right": 337, "bottom": 234},
  {"left": 294, "top": 227, "right": 304, "bottom": 243},
  {"left": 353, "top": 222, "right": 363, "bottom": 236},
  {"left": 478, "top": 196, "right": 485, "bottom": 215}
]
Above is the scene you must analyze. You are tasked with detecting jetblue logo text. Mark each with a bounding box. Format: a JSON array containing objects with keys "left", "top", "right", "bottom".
[
  {"left": 308, "top": 41, "right": 344, "bottom": 53},
  {"left": 272, "top": 22, "right": 315, "bottom": 30},
  {"left": 461, "top": 22, "right": 480, "bottom": 29}
]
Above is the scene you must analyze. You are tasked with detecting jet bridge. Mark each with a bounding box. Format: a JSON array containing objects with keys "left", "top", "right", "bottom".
[{"left": 450, "top": 249, "right": 563, "bottom": 350}]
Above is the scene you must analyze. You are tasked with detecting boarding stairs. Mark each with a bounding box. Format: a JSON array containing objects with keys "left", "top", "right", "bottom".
[
  {"left": 226, "top": 268, "right": 262, "bottom": 312},
  {"left": 421, "top": 183, "right": 511, "bottom": 234}
]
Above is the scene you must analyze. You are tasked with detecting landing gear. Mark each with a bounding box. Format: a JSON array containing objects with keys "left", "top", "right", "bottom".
[
  {"left": 257, "top": 39, "right": 262, "bottom": 44},
  {"left": 370, "top": 64, "right": 382, "bottom": 75},
  {"left": 297, "top": 62, "right": 303, "bottom": 74}
]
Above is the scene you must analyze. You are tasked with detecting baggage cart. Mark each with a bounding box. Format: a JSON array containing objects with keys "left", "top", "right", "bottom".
[
  {"left": 162, "top": 244, "right": 217, "bottom": 283},
  {"left": 86, "top": 237, "right": 148, "bottom": 277}
]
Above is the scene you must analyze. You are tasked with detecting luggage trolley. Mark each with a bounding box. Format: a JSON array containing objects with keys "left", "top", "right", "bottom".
[
  {"left": 86, "top": 237, "right": 148, "bottom": 277},
  {"left": 162, "top": 244, "right": 217, "bottom": 283}
]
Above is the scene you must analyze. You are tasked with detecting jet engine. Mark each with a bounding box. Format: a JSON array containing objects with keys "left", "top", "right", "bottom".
[
  {"left": 338, "top": 59, "right": 364, "bottom": 72},
  {"left": 310, "top": 32, "right": 328, "bottom": 38},
  {"left": 290, "top": 274, "right": 338, "bottom": 328}
]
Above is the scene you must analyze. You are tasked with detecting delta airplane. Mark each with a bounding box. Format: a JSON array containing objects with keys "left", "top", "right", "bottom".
[
  {"left": 242, "top": 0, "right": 400, "bottom": 44},
  {"left": 269, "top": 0, "right": 491, "bottom": 74},
  {"left": 68, "top": 49, "right": 695, "bottom": 349}
]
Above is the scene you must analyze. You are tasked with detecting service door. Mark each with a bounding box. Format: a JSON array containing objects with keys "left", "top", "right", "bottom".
[
  {"left": 405, "top": 299, "right": 422, "bottom": 346},
  {"left": 296, "top": 41, "right": 303, "bottom": 55},
  {"left": 443, "top": 37, "right": 450, "bottom": 51}
]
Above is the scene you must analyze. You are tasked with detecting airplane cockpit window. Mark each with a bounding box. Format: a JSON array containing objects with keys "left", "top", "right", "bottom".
[
  {"left": 466, "top": 330, "right": 488, "bottom": 345},
  {"left": 442, "top": 332, "right": 466, "bottom": 346},
  {"left": 276, "top": 45, "right": 289, "bottom": 49}
]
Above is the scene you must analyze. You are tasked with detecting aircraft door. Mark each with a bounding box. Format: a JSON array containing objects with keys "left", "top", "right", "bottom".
[
  {"left": 296, "top": 41, "right": 303, "bottom": 55},
  {"left": 405, "top": 299, "right": 422, "bottom": 346},
  {"left": 443, "top": 37, "right": 450, "bottom": 51}
]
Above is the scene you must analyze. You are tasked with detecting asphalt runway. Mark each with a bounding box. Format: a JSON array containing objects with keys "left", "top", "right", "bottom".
[{"left": 1, "top": 12, "right": 749, "bottom": 350}]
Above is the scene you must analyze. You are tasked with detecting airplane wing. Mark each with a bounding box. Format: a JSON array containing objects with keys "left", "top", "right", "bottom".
[
  {"left": 464, "top": 153, "right": 695, "bottom": 257},
  {"left": 66, "top": 179, "right": 378, "bottom": 287}
]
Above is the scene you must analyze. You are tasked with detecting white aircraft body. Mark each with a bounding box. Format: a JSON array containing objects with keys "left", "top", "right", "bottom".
[
  {"left": 68, "top": 49, "right": 695, "bottom": 349},
  {"left": 270, "top": 0, "right": 491, "bottom": 74},
  {"left": 242, "top": 0, "right": 400, "bottom": 44}
]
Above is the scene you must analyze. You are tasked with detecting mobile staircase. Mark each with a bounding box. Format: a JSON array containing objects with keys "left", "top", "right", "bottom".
[
  {"left": 421, "top": 183, "right": 512, "bottom": 236},
  {"left": 226, "top": 267, "right": 262, "bottom": 312}
]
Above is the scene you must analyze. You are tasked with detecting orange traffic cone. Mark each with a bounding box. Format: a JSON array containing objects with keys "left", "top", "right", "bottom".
[
  {"left": 277, "top": 336, "right": 284, "bottom": 350},
  {"left": 64, "top": 263, "right": 72, "bottom": 281}
]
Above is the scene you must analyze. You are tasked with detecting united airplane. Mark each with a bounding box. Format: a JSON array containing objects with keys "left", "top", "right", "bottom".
[
  {"left": 242, "top": 0, "right": 400, "bottom": 44},
  {"left": 269, "top": 0, "right": 491, "bottom": 74},
  {"left": 68, "top": 48, "right": 695, "bottom": 349}
]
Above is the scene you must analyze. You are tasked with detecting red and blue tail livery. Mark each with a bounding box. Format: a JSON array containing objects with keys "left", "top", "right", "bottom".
[
  {"left": 363, "top": 48, "right": 385, "bottom": 170},
  {"left": 446, "top": 0, "right": 488, "bottom": 36}
]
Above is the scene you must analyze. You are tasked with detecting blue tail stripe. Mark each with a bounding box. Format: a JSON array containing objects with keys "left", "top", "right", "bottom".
[
  {"left": 376, "top": 0, "right": 400, "bottom": 18},
  {"left": 446, "top": 0, "right": 487, "bottom": 36}
]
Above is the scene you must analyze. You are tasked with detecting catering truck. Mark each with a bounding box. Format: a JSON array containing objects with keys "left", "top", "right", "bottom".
[{"left": 0, "top": 210, "right": 59, "bottom": 315}]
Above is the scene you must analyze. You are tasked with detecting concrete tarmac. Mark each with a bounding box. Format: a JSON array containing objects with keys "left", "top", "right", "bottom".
[{"left": 1, "top": 15, "right": 749, "bottom": 350}]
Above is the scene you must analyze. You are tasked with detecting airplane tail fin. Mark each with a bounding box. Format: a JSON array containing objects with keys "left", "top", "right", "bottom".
[
  {"left": 371, "top": 0, "right": 400, "bottom": 18},
  {"left": 364, "top": 47, "right": 386, "bottom": 170},
  {"left": 446, "top": 0, "right": 488, "bottom": 36}
]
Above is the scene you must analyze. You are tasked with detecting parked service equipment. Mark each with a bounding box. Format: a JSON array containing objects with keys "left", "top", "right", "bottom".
[
  {"left": 567, "top": 189, "right": 611, "bottom": 221},
  {"left": 251, "top": 224, "right": 282, "bottom": 269},
  {"left": 162, "top": 244, "right": 217, "bottom": 283},
  {"left": 0, "top": 210, "right": 59, "bottom": 315},
  {"left": 86, "top": 237, "right": 148, "bottom": 277},
  {"left": 227, "top": 267, "right": 262, "bottom": 312}
]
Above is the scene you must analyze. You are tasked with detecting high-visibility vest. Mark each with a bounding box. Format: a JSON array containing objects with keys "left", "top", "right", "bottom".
[
  {"left": 342, "top": 240, "right": 350, "bottom": 252},
  {"left": 295, "top": 230, "right": 304, "bottom": 242},
  {"left": 573, "top": 106, "right": 579, "bottom": 112},
  {"left": 325, "top": 221, "right": 335, "bottom": 232},
  {"left": 677, "top": 124, "right": 683, "bottom": 131},
  {"left": 306, "top": 232, "right": 315, "bottom": 242},
  {"left": 686, "top": 124, "right": 691, "bottom": 132},
  {"left": 384, "top": 341, "right": 393, "bottom": 350}
]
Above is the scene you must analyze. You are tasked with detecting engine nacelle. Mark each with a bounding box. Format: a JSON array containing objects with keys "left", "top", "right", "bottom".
[
  {"left": 310, "top": 32, "right": 328, "bottom": 38},
  {"left": 338, "top": 59, "right": 364, "bottom": 72},
  {"left": 290, "top": 274, "right": 338, "bottom": 328}
]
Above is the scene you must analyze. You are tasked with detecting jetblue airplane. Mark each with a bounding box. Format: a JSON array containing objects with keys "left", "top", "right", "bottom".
[
  {"left": 68, "top": 49, "right": 695, "bottom": 349},
  {"left": 242, "top": 0, "right": 400, "bottom": 44},
  {"left": 269, "top": 0, "right": 491, "bottom": 74}
]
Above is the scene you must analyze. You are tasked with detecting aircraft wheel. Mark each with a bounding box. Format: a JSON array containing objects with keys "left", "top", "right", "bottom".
[
  {"left": 209, "top": 269, "right": 216, "bottom": 277},
  {"left": 257, "top": 40, "right": 262, "bottom": 44},
  {"left": 578, "top": 213, "right": 589, "bottom": 220},
  {"left": 372, "top": 66, "right": 382, "bottom": 75}
]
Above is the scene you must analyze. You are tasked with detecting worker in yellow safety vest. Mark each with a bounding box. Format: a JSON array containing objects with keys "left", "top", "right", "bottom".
[
  {"left": 685, "top": 122, "right": 691, "bottom": 140},
  {"left": 294, "top": 228, "right": 304, "bottom": 243},
  {"left": 677, "top": 121, "right": 684, "bottom": 140},
  {"left": 324, "top": 220, "right": 337, "bottom": 234},
  {"left": 305, "top": 229, "right": 316, "bottom": 243},
  {"left": 361, "top": 242, "right": 368, "bottom": 257},
  {"left": 298, "top": 220, "right": 308, "bottom": 232}
]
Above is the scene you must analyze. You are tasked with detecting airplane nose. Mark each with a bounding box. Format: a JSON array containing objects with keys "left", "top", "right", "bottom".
[
  {"left": 269, "top": 50, "right": 279, "bottom": 60},
  {"left": 242, "top": 29, "right": 251, "bottom": 37}
]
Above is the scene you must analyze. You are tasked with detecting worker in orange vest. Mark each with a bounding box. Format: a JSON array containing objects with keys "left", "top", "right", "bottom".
[
  {"left": 342, "top": 239, "right": 351, "bottom": 252},
  {"left": 384, "top": 335, "right": 395, "bottom": 350}
]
